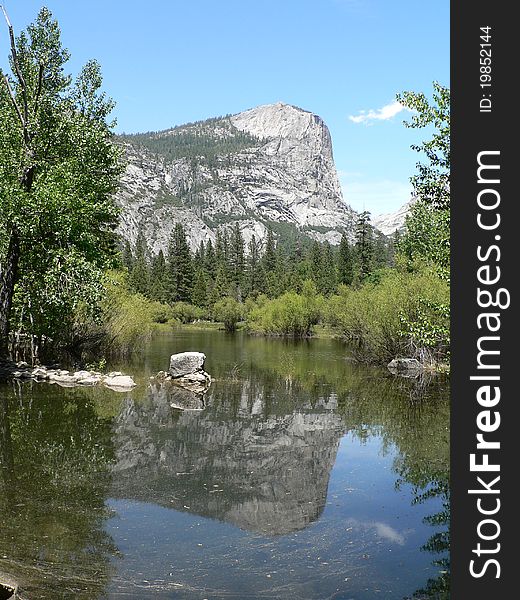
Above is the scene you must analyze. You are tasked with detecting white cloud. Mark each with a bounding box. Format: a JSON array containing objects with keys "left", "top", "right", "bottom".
[
  {"left": 345, "top": 518, "right": 408, "bottom": 546},
  {"left": 373, "top": 522, "right": 406, "bottom": 545},
  {"left": 349, "top": 100, "right": 409, "bottom": 125}
]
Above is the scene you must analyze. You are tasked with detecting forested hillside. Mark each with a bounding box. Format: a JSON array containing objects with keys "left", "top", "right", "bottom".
[{"left": 118, "top": 116, "right": 262, "bottom": 165}]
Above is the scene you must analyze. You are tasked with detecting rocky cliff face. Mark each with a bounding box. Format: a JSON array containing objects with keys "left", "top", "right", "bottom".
[
  {"left": 116, "top": 103, "right": 356, "bottom": 252},
  {"left": 372, "top": 200, "right": 413, "bottom": 236}
]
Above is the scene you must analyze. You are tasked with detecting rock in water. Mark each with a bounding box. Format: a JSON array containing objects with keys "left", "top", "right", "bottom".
[
  {"left": 387, "top": 358, "right": 423, "bottom": 374},
  {"left": 104, "top": 375, "right": 137, "bottom": 391},
  {"left": 5, "top": 363, "right": 136, "bottom": 391},
  {"left": 169, "top": 352, "right": 206, "bottom": 378},
  {"left": 160, "top": 352, "right": 212, "bottom": 398}
]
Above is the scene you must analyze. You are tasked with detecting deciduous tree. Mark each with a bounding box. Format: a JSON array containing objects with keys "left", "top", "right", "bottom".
[
  {"left": 396, "top": 82, "right": 450, "bottom": 278},
  {"left": 0, "top": 7, "right": 122, "bottom": 356}
]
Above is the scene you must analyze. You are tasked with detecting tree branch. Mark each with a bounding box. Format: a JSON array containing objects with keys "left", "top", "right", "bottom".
[
  {"left": 1, "top": 5, "right": 30, "bottom": 130},
  {"left": 1, "top": 73, "right": 25, "bottom": 130},
  {"left": 33, "top": 62, "right": 44, "bottom": 118},
  {"left": 0, "top": 4, "right": 11, "bottom": 28}
]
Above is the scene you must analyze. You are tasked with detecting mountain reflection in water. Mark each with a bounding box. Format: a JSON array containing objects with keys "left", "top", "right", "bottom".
[
  {"left": 0, "top": 330, "right": 449, "bottom": 599},
  {"left": 111, "top": 377, "right": 345, "bottom": 536}
]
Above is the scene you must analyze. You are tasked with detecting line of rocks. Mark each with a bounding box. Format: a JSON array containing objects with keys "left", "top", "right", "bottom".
[{"left": 0, "top": 360, "right": 136, "bottom": 392}]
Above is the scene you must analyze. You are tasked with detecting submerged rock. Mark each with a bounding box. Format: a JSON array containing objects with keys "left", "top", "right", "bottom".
[
  {"left": 104, "top": 375, "right": 136, "bottom": 391},
  {"left": 173, "top": 374, "right": 211, "bottom": 394},
  {"left": 387, "top": 358, "right": 423, "bottom": 374}
]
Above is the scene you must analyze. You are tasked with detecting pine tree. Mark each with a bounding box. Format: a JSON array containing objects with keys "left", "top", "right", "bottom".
[
  {"left": 192, "top": 267, "right": 208, "bottom": 307},
  {"left": 295, "top": 257, "right": 312, "bottom": 292},
  {"left": 197, "top": 240, "right": 206, "bottom": 265},
  {"left": 130, "top": 231, "right": 150, "bottom": 295},
  {"left": 285, "top": 241, "right": 304, "bottom": 292},
  {"left": 337, "top": 234, "right": 354, "bottom": 285},
  {"left": 388, "top": 230, "right": 400, "bottom": 267},
  {"left": 167, "top": 223, "right": 194, "bottom": 303},
  {"left": 213, "top": 229, "right": 231, "bottom": 297},
  {"left": 209, "top": 263, "right": 229, "bottom": 304},
  {"left": 275, "top": 245, "right": 292, "bottom": 293},
  {"left": 310, "top": 241, "right": 323, "bottom": 288},
  {"left": 262, "top": 229, "right": 279, "bottom": 296},
  {"left": 372, "top": 230, "right": 390, "bottom": 270},
  {"left": 262, "top": 229, "right": 277, "bottom": 274},
  {"left": 122, "top": 240, "right": 134, "bottom": 272},
  {"left": 246, "top": 235, "right": 265, "bottom": 297},
  {"left": 354, "top": 211, "right": 374, "bottom": 280},
  {"left": 194, "top": 240, "right": 207, "bottom": 268},
  {"left": 229, "top": 222, "right": 245, "bottom": 299},
  {"left": 149, "top": 250, "right": 168, "bottom": 302},
  {"left": 204, "top": 239, "right": 217, "bottom": 279},
  {"left": 215, "top": 229, "right": 229, "bottom": 267},
  {"left": 321, "top": 242, "right": 337, "bottom": 295}
]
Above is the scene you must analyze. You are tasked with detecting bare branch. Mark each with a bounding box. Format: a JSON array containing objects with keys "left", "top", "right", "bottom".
[
  {"left": 0, "top": 5, "right": 11, "bottom": 28},
  {"left": 1, "top": 4, "right": 30, "bottom": 125}
]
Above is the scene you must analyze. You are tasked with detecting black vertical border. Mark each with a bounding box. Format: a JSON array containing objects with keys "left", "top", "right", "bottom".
[{"left": 451, "top": 2, "right": 515, "bottom": 597}]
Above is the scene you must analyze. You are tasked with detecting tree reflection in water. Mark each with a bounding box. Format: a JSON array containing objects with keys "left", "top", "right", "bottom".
[
  {"left": 405, "top": 483, "right": 450, "bottom": 599},
  {"left": 0, "top": 382, "right": 118, "bottom": 600},
  {"left": 1, "top": 332, "right": 450, "bottom": 599}
]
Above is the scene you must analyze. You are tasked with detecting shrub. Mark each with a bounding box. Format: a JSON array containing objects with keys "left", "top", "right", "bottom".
[
  {"left": 169, "top": 302, "right": 205, "bottom": 324},
  {"left": 149, "top": 302, "right": 175, "bottom": 324},
  {"left": 247, "top": 283, "right": 324, "bottom": 337},
  {"left": 212, "top": 297, "right": 244, "bottom": 332},
  {"left": 99, "top": 274, "right": 158, "bottom": 356},
  {"left": 72, "top": 272, "right": 179, "bottom": 358},
  {"left": 325, "top": 268, "right": 449, "bottom": 364}
]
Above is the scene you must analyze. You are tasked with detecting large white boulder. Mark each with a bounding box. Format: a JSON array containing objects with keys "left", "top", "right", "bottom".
[{"left": 169, "top": 352, "right": 206, "bottom": 378}]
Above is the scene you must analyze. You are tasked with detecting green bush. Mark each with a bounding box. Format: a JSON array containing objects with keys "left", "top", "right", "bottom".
[
  {"left": 149, "top": 302, "right": 175, "bottom": 324},
  {"left": 99, "top": 273, "right": 158, "bottom": 356},
  {"left": 244, "top": 294, "right": 269, "bottom": 315},
  {"left": 325, "top": 268, "right": 449, "bottom": 364},
  {"left": 169, "top": 302, "right": 205, "bottom": 324},
  {"left": 70, "top": 271, "right": 178, "bottom": 358},
  {"left": 212, "top": 297, "right": 244, "bottom": 332},
  {"left": 247, "top": 282, "right": 324, "bottom": 337}
]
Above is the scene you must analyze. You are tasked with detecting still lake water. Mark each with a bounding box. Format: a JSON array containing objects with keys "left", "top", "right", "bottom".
[{"left": 0, "top": 329, "right": 449, "bottom": 600}]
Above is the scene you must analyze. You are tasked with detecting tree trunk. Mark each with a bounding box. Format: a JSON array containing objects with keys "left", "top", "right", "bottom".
[{"left": 0, "top": 230, "right": 20, "bottom": 358}]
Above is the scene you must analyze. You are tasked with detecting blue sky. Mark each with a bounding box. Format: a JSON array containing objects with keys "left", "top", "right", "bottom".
[{"left": 1, "top": 0, "right": 449, "bottom": 215}]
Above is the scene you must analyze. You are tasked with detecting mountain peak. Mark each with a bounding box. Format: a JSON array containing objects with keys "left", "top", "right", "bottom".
[
  {"left": 231, "top": 102, "right": 320, "bottom": 141},
  {"left": 373, "top": 200, "right": 414, "bottom": 235},
  {"left": 116, "top": 103, "right": 355, "bottom": 255}
]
